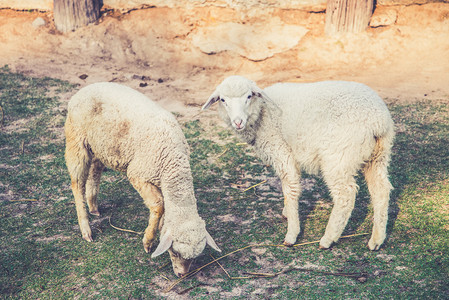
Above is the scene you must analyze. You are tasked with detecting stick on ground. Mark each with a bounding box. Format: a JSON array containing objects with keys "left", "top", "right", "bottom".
[
  {"left": 108, "top": 216, "right": 143, "bottom": 235},
  {"left": 163, "top": 233, "right": 369, "bottom": 293},
  {"left": 242, "top": 180, "right": 267, "bottom": 192}
]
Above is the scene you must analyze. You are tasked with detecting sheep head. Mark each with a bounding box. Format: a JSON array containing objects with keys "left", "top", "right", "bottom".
[
  {"left": 151, "top": 217, "right": 221, "bottom": 277},
  {"left": 202, "top": 76, "right": 275, "bottom": 131}
]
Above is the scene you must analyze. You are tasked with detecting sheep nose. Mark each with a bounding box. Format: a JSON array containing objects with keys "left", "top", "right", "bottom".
[
  {"left": 234, "top": 119, "right": 243, "bottom": 129},
  {"left": 176, "top": 271, "right": 186, "bottom": 277}
]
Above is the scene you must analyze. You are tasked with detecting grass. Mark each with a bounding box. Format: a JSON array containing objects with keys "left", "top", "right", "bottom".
[{"left": 0, "top": 66, "right": 448, "bottom": 298}]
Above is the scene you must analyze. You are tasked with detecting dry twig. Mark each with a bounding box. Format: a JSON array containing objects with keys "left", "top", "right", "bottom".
[
  {"left": 108, "top": 216, "right": 143, "bottom": 235},
  {"left": 210, "top": 254, "right": 232, "bottom": 278},
  {"left": 242, "top": 180, "right": 267, "bottom": 192},
  {"left": 163, "top": 233, "right": 369, "bottom": 292},
  {"left": 216, "top": 148, "right": 228, "bottom": 158},
  {"left": 160, "top": 274, "right": 170, "bottom": 281},
  {"left": 210, "top": 254, "right": 257, "bottom": 280},
  {"left": 0, "top": 105, "right": 3, "bottom": 127},
  {"left": 20, "top": 141, "right": 25, "bottom": 155},
  {"left": 9, "top": 199, "right": 37, "bottom": 202},
  {"left": 178, "top": 284, "right": 205, "bottom": 295},
  {"left": 217, "top": 142, "right": 248, "bottom": 158},
  {"left": 158, "top": 261, "right": 171, "bottom": 270}
]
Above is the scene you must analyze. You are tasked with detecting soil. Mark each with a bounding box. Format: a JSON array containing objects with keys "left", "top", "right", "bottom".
[
  {"left": 1, "top": 5, "right": 448, "bottom": 297},
  {"left": 1, "top": 3, "right": 448, "bottom": 119}
]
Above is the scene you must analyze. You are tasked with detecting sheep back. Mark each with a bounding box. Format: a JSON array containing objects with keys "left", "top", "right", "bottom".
[
  {"left": 264, "top": 81, "right": 394, "bottom": 175},
  {"left": 67, "top": 82, "right": 192, "bottom": 190}
]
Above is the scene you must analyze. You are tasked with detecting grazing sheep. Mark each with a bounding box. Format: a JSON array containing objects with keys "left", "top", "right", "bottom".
[
  {"left": 202, "top": 76, "right": 394, "bottom": 250},
  {"left": 65, "top": 82, "right": 221, "bottom": 277}
]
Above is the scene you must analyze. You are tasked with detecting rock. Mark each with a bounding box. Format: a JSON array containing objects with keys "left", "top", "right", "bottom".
[
  {"left": 192, "top": 21, "right": 308, "bottom": 61},
  {"left": 370, "top": 8, "right": 398, "bottom": 27},
  {"left": 32, "top": 17, "right": 46, "bottom": 28}
]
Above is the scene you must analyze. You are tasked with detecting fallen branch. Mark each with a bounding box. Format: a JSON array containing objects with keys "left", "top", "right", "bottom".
[
  {"left": 214, "top": 257, "right": 368, "bottom": 281},
  {"left": 178, "top": 284, "right": 205, "bottom": 295},
  {"left": 9, "top": 199, "right": 37, "bottom": 202},
  {"left": 210, "top": 254, "right": 232, "bottom": 278},
  {"left": 243, "top": 270, "right": 291, "bottom": 278},
  {"left": 20, "top": 141, "right": 25, "bottom": 155},
  {"left": 242, "top": 180, "right": 267, "bottom": 192},
  {"left": 108, "top": 216, "right": 143, "bottom": 235},
  {"left": 210, "top": 255, "right": 270, "bottom": 279},
  {"left": 165, "top": 244, "right": 259, "bottom": 292},
  {"left": 216, "top": 148, "right": 228, "bottom": 158},
  {"left": 160, "top": 274, "right": 170, "bottom": 281},
  {"left": 210, "top": 254, "right": 258, "bottom": 280},
  {"left": 217, "top": 142, "right": 248, "bottom": 158},
  {"left": 163, "top": 232, "right": 369, "bottom": 292},
  {"left": 293, "top": 268, "right": 368, "bottom": 279},
  {"left": 158, "top": 261, "right": 171, "bottom": 270},
  {"left": 0, "top": 104, "right": 3, "bottom": 127}
]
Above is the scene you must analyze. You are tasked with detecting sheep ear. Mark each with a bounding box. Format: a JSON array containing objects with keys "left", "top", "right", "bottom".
[
  {"left": 205, "top": 230, "right": 221, "bottom": 252},
  {"left": 251, "top": 86, "right": 282, "bottom": 119},
  {"left": 250, "top": 86, "right": 272, "bottom": 104},
  {"left": 151, "top": 231, "right": 173, "bottom": 258},
  {"left": 202, "top": 91, "right": 220, "bottom": 110}
]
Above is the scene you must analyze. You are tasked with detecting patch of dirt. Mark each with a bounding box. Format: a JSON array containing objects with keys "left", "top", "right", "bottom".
[
  {"left": 0, "top": 3, "right": 448, "bottom": 124},
  {"left": 35, "top": 234, "right": 72, "bottom": 243},
  {"left": 0, "top": 7, "right": 448, "bottom": 296}
]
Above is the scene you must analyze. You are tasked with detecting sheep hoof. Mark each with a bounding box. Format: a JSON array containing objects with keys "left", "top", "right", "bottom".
[
  {"left": 80, "top": 224, "right": 93, "bottom": 242},
  {"left": 368, "top": 244, "right": 381, "bottom": 251},
  {"left": 143, "top": 240, "right": 153, "bottom": 253},
  {"left": 283, "top": 241, "right": 294, "bottom": 247},
  {"left": 319, "top": 236, "right": 333, "bottom": 250},
  {"left": 89, "top": 210, "right": 100, "bottom": 216},
  {"left": 82, "top": 234, "right": 93, "bottom": 242},
  {"left": 368, "top": 240, "right": 382, "bottom": 251}
]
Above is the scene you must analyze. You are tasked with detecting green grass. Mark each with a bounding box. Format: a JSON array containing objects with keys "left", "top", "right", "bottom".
[{"left": 0, "top": 66, "right": 448, "bottom": 298}]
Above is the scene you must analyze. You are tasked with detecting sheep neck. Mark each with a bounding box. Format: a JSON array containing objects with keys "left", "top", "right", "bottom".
[
  {"left": 236, "top": 106, "right": 295, "bottom": 178},
  {"left": 236, "top": 106, "right": 280, "bottom": 147},
  {"left": 163, "top": 198, "right": 199, "bottom": 220},
  {"left": 160, "top": 170, "right": 198, "bottom": 210}
]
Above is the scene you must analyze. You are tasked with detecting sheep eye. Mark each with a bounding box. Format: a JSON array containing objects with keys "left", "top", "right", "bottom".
[
  {"left": 220, "top": 98, "right": 225, "bottom": 102},
  {"left": 247, "top": 94, "right": 252, "bottom": 100}
]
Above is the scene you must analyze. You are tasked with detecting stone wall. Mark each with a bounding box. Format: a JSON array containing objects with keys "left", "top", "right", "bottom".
[{"left": 1, "top": 0, "right": 444, "bottom": 12}]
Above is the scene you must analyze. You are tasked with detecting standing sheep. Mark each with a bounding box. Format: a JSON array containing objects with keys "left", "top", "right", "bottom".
[
  {"left": 65, "top": 82, "right": 221, "bottom": 277},
  {"left": 202, "top": 76, "right": 394, "bottom": 250}
]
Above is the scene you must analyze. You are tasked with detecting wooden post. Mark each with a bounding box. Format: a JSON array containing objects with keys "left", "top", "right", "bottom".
[
  {"left": 325, "top": 0, "right": 374, "bottom": 35},
  {"left": 53, "top": 0, "right": 102, "bottom": 33}
]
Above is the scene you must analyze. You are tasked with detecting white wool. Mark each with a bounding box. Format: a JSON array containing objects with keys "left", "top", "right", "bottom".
[
  {"left": 66, "top": 82, "right": 212, "bottom": 261},
  {"left": 204, "top": 76, "right": 394, "bottom": 250}
]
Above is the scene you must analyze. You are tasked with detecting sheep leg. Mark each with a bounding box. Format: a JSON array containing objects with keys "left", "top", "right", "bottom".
[
  {"left": 85, "top": 158, "right": 104, "bottom": 216},
  {"left": 130, "top": 178, "right": 164, "bottom": 253},
  {"left": 65, "top": 119, "right": 93, "bottom": 242},
  {"left": 279, "top": 172, "right": 301, "bottom": 246},
  {"left": 320, "top": 176, "right": 358, "bottom": 249},
  {"left": 364, "top": 156, "right": 392, "bottom": 251}
]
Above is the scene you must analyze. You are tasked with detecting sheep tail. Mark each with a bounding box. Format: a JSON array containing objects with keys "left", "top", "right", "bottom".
[
  {"left": 370, "top": 126, "right": 394, "bottom": 164},
  {"left": 364, "top": 128, "right": 394, "bottom": 194}
]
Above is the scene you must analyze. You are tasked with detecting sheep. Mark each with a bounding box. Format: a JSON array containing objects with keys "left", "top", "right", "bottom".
[
  {"left": 65, "top": 82, "right": 221, "bottom": 277},
  {"left": 202, "top": 76, "right": 394, "bottom": 251}
]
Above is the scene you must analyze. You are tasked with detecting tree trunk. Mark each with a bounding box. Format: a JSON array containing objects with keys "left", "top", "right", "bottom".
[
  {"left": 53, "top": 0, "right": 102, "bottom": 33},
  {"left": 325, "top": 0, "right": 374, "bottom": 36}
]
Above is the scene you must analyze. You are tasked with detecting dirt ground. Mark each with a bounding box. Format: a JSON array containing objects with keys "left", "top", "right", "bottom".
[{"left": 0, "top": 3, "right": 448, "bottom": 119}]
